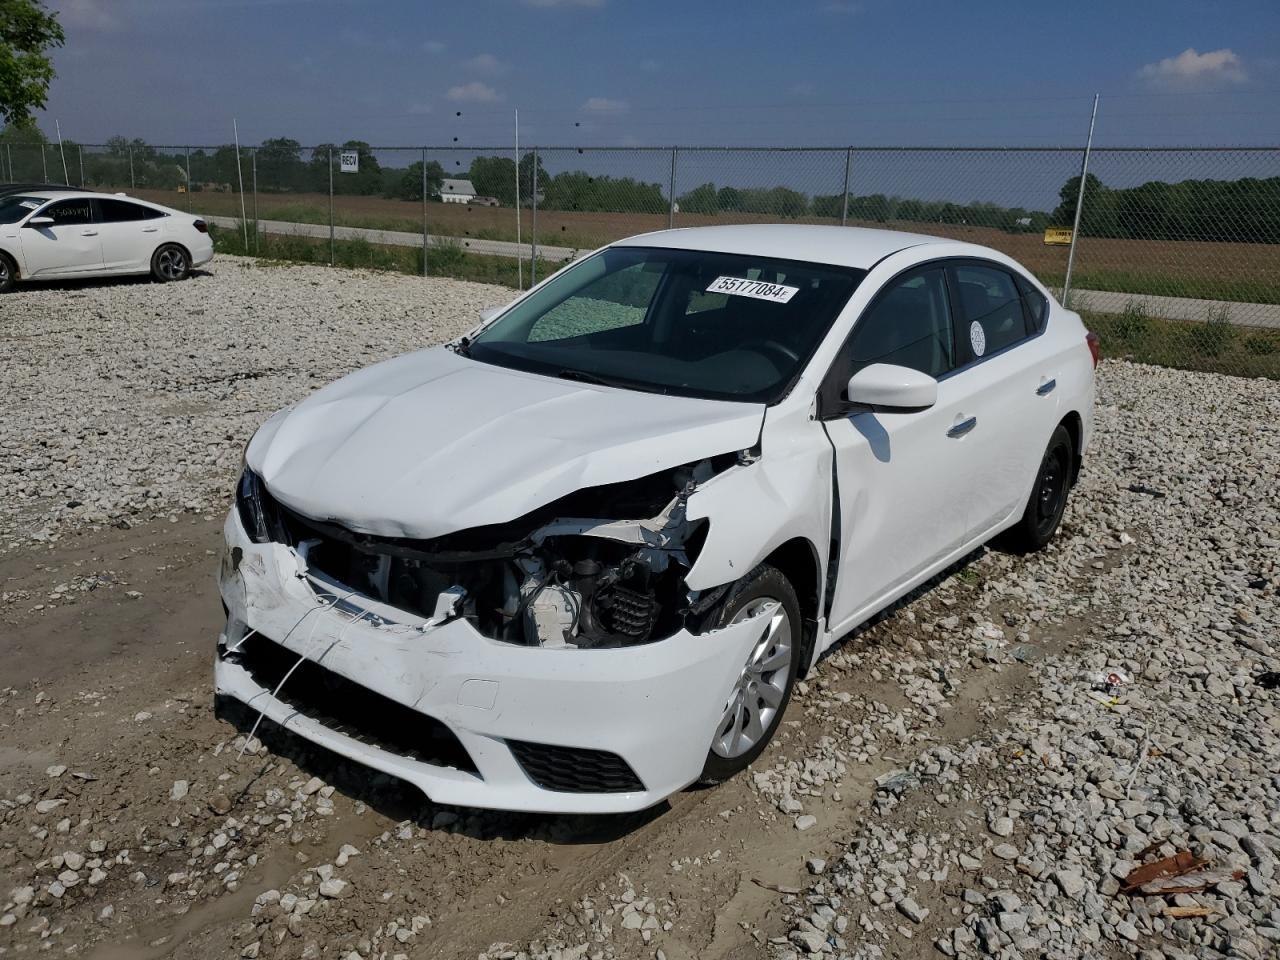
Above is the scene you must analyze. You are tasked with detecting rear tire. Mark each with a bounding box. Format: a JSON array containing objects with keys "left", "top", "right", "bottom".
[
  {"left": 0, "top": 251, "right": 16, "bottom": 293},
  {"left": 698, "top": 564, "right": 802, "bottom": 785},
  {"left": 151, "top": 244, "right": 190, "bottom": 282},
  {"left": 1000, "top": 424, "right": 1074, "bottom": 553}
]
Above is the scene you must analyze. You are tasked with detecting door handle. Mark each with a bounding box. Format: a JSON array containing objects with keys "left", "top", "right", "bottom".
[
  {"left": 143, "top": 227, "right": 159, "bottom": 233},
  {"left": 947, "top": 416, "right": 977, "bottom": 439},
  {"left": 1036, "top": 378, "right": 1057, "bottom": 396},
  {"left": 81, "top": 230, "right": 98, "bottom": 237}
]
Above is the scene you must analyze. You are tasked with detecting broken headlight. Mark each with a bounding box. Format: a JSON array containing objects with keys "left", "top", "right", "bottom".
[{"left": 235, "top": 468, "right": 271, "bottom": 543}]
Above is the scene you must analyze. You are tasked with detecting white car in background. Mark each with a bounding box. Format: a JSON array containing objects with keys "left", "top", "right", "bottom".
[
  {"left": 217, "top": 224, "right": 1097, "bottom": 813},
  {"left": 0, "top": 189, "right": 213, "bottom": 292}
]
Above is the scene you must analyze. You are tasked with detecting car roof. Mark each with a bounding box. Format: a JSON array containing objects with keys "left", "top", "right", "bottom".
[
  {"left": 0, "top": 183, "right": 91, "bottom": 199},
  {"left": 0, "top": 187, "right": 157, "bottom": 204},
  {"left": 611, "top": 223, "right": 991, "bottom": 270}
]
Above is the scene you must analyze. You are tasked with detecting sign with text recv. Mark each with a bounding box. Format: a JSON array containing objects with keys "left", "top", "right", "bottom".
[{"left": 339, "top": 151, "right": 359, "bottom": 174}]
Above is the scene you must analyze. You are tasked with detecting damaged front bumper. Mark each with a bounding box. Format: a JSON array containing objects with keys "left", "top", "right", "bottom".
[{"left": 215, "top": 509, "right": 768, "bottom": 814}]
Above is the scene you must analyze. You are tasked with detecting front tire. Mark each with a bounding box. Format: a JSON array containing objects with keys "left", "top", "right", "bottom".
[
  {"left": 0, "top": 252, "right": 16, "bottom": 293},
  {"left": 151, "top": 244, "right": 190, "bottom": 282},
  {"left": 698, "top": 564, "right": 802, "bottom": 785},
  {"left": 1001, "top": 424, "right": 1074, "bottom": 553}
]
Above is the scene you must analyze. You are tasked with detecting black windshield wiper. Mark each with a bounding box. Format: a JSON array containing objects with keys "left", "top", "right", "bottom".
[
  {"left": 554, "top": 368, "right": 626, "bottom": 388},
  {"left": 450, "top": 336, "right": 472, "bottom": 357}
]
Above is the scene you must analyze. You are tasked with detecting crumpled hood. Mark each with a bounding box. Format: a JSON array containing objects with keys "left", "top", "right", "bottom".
[{"left": 246, "top": 348, "right": 765, "bottom": 539}]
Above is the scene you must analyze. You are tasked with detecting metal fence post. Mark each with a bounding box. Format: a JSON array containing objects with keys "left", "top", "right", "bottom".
[
  {"left": 5, "top": 143, "right": 12, "bottom": 181},
  {"left": 78, "top": 145, "right": 85, "bottom": 187},
  {"left": 840, "top": 148, "right": 852, "bottom": 226},
  {"left": 430, "top": 145, "right": 435, "bottom": 277},
  {"left": 251, "top": 148, "right": 259, "bottom": 254},
  {"left": 668, "top": 147, "right": 678, "bottom": 229},
  {"left": 128, "top": 145, "right": 134, "bottom": 189},
  {"left": 531, "top": 146, "right": 539, "bottom": 286},
  {"left": 328, "top": 147, "right": 335, "bottom": 266},
  {"left": 185, "top": 146, "right": 192, "bottom": 211},
  {"left": 41, "top": 143, "right": 47, "bottom": 182},
  {"left": 1062, "top": 94, "right": 1099, "bottom": 304}
]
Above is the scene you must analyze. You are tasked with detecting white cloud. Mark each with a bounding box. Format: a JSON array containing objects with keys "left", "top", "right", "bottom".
[
  {"left": 1138, "top": 48, "right": 1246, "bottom": 88},
  {"left": 408, "top": 102, "right": 433, "bottom": 115},
  {"left": 639, "top": 58, "right": 661, "bottom": 72},
  {"left": 580, "top": 97, "right": 629, "bottom": 115},
  {"left": 464, "top": 53, "right": 508, "bottom": 75},
  {"left": 523, "top": 0, "right": 604, "bottom": 7},
  {"left": 446, "top": 81, "right": 503, "bottom": 103},
  {"left": 422, "top": 40, "right": 446, "bottom": 54}
]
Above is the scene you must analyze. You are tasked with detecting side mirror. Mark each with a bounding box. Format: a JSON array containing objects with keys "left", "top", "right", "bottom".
[
  {"left": 478, "top": 306, "right": 503, "bottom": 324},
  {"left": 846, "top": 363, "right": 937, "bottom": 411},
  {"left": 25, "top": 216, "right": 55, "bottom": 228}
]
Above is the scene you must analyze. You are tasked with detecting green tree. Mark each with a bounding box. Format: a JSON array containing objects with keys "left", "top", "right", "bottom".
[
  {"left": 469, "top": 155, "right": 517, "bottom": 205},
  {"left": 255, "top": 137, "right": 303, "bottom": 192},
  {"left": 392, "top": 159, "right": 445, "bottom": 201},
  {"left": 716, "top": 186, "right": 744, "bottom": 212},
  {"left": 0, "top": 0, "right": 63, "bottom": 128},
  {"left": 678, "top": 182, "right": 718, "bottom": 215}
]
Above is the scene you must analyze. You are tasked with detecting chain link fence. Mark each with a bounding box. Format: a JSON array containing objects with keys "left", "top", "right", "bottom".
[{"left": 4, "top": 139, "right": 1278, "bottom": 377}]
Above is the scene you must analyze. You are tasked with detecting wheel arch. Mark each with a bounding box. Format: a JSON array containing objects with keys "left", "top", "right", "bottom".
[
  {"left": 760, "top": 537, "right": 823, "bottom": 676},
  {"left": 1058, "top": 409, "right": 1084, "bottom": 484},
  {"left": 0, "top": 245, "right": 20, "bottom": 280}
]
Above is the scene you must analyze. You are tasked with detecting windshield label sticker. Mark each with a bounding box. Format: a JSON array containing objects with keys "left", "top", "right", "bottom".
[
  {"left": 969, "top": 321, "right": 987, "bottom": 357},
  {"left": 18, "top": 200, "right": 41, "bottom": 210},
  {"left": 706, "top": 276, "right": 799, "bottom": 304}
]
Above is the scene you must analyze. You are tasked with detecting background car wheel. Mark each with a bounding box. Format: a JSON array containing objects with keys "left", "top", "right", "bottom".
[
  {"left": 1000, "top": 424, "right": 1074, "bottom": 553},
  {"left": 151, "top": 244, "right": 190, "bottom": 282},
  {"left": 698, "top": 563, "right": 802, "bottom": 785},
  {"left": 0, "top": 252, "right": 16, "bottom": 293}
]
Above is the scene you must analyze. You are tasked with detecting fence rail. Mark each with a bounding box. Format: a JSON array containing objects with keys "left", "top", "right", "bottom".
[{"left": 4, "top": 139, "right": 1279, "bottom": 376}]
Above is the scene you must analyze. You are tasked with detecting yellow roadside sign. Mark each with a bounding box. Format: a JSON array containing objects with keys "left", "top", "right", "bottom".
[{"left": 1044, "top": 227, "right": 1073, "bottom": 246}]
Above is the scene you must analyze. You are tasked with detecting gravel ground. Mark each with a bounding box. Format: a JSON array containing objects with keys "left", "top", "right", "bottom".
[
  {"left": 1, "top": 258, "right": 1277, "bottom": 960},
  {"left": 0, "top": 257, "right": 499, "bottom": 551}
]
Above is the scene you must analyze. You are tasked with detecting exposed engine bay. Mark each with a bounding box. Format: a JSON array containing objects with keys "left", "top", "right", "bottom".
[{"left": 236, "top": 455, "right": 740, "bottom": 648}]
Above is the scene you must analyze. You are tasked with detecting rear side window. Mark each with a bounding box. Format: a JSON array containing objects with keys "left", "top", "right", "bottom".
[
  {"left": 846, "top": 268, "right": 955, "bottom": 379},
  {"left": 1016, "top": 276, "right": 1049, "bottom": 334},
  {"left": 98, "top": 199, "right": 165, "bottom": 222},
  {"left": 951, "top": 264, "right": 1027, "bottom": 361},
  {"left": 42, "top": 199, "right": 95, "bottom": 226}
]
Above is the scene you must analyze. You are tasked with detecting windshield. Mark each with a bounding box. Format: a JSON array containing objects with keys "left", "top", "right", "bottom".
[
  {"left": 0, "top": 196, "right": 46, "bottom": 224},
  {"left": 467, "top": 246, "right": 865, "bottom": 403}
]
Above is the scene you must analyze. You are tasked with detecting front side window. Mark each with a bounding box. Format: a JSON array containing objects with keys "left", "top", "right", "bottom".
[
  {"left": 952, "top": 264, "right": 1027, "bottom": 360},
  {"left": 468, "top": 246, "right": 866, "bottom": 403},
  {"left": 98, "top": 199, "right": 164, "bottom": 223},
  {"left": 0, "top": 196, "right": 45, "bottom": 224},
  {"left": 40, "top": 199, "right": 95, "bottom": 226},
  {"left": 845, "top": 268, "right": 955, "bottom": 379}
]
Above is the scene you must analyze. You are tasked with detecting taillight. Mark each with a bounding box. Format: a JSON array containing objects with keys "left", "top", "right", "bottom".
[
  {"left": 1085, "top": 330, "right": 1100, "bottom": 368},
  {"left": 193, "top": 219, "right": 208, "bottom": 234}
]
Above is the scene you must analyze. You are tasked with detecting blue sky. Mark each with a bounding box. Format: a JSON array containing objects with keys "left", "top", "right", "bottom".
[{"left": 37, "top": 0, "right": 1280, "bottom": 148}]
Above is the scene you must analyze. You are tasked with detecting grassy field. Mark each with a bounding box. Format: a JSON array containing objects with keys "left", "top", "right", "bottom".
[
  {"left": 1083, "top": 304, "right": 1280, "bottom": 379},
  {"left": 137, "top": 187, "right": 1280, "bottom": 306}
]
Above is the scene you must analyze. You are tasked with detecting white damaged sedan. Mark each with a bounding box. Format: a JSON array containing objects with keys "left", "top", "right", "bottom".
[{"left": 217, "top": 224, "right": 1096, "bottom": 813}]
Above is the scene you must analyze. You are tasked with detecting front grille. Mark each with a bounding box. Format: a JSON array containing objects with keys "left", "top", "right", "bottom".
[
  {"left": 225, "top": 634, "right": 478, "bottom": 775},
  {"left": 508, "top": 740, "right": 644, "bottom": 794}
]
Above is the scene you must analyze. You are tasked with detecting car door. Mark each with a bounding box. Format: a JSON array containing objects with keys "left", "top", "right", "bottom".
[
  {"left": 18, "top": 198, "right": 103, "bottom": 277},
  {"left": 820, "top": 264, "right": 973, "bottom": 634},
  {"left": 944, "top": 261, "right": 1061, "bottom": 542},
  {"left": 96, "top": 198, "right": 167, "bottom": 272}
]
